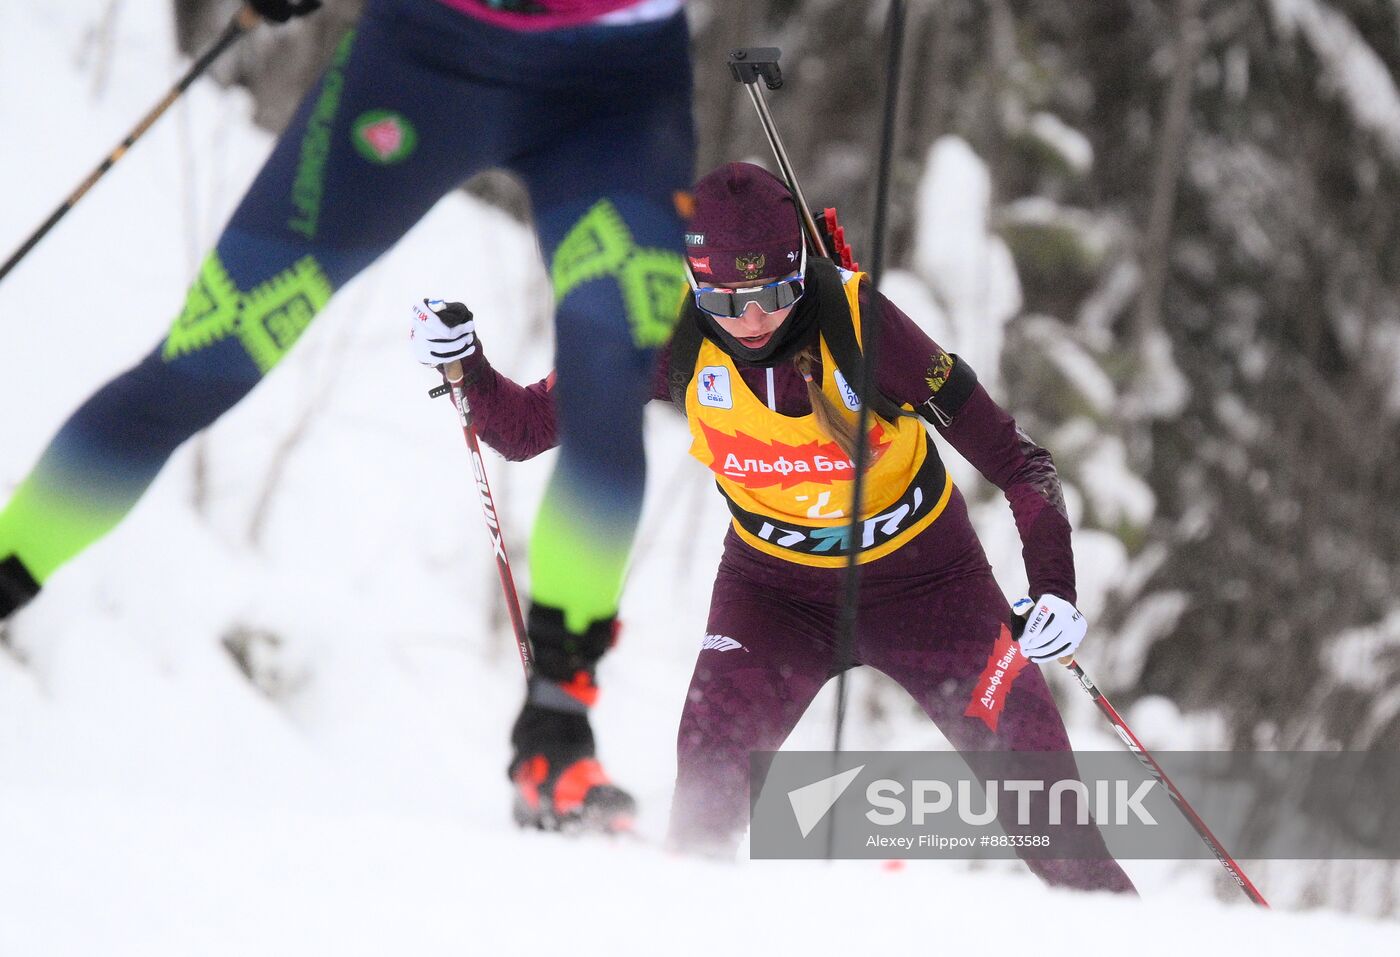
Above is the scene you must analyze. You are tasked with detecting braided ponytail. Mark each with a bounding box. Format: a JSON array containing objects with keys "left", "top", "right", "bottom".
[{"left": 793, "top": 348, "right": 863, "bottom": 464}]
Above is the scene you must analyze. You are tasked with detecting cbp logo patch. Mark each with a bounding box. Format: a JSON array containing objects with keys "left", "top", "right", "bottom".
[{"left": 697, "top": 365, "right": 733, "bottom": 409}]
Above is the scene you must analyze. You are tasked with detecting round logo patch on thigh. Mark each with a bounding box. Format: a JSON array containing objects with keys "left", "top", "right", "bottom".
[{"left": 351, "top": 110, "right": 418, "bottom": 165}]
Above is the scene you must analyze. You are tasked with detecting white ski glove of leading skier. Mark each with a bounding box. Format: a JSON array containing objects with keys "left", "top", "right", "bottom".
[
  {"left": 1012, "top": 594, "right": 1086, "bottom": 664},
  {"left": 409, "top": 298, "right": 477, "bottom": 366}
]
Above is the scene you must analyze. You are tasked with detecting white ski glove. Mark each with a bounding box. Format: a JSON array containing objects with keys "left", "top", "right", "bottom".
[
  {"left": 409, "top": 298, "right": 478, "bottom": 366},
  {"left": 1012, "top": 594, "right": 1086, "bottom": 664}
]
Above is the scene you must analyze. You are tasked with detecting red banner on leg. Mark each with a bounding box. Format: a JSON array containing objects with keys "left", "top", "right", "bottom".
[{"left": 964, "top": 623, "right": 1030, "bottom": 731}]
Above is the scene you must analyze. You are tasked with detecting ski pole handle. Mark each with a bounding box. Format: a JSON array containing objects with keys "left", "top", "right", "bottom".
[
  {"left": 444, "top": 358, "right": 467, "bottom": 392},
  {"left": 1009, "top": 606, "right": 1076, "bottom": 666},
  {"left": 435, "top": 299, "right": 474, "bottom": 406}
]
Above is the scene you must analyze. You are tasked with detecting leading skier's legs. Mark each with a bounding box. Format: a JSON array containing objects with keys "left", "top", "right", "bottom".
[
  {"left": 502, "top": 11, "right": 695, "bottom": 829},
  {"left": 0, "top": 0, "right": 697, "bottom": 834},
  {"left": 0, "top": 2, "right": 552, "bottom": 604}
]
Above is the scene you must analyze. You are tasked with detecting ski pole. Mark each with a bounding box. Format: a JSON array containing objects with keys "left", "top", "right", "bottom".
[
  {"left": 1008, "top": 598, "right": 1270, "bottom": 906},
  {"left": 1060, "top": 658, "right": 1270, "bottom": 906},
  {"left": 830, "top": 0, "right": 906, "bottom": 763},
  {"left": 434, "top": 311, "right": 534, "bottom": 681},
  {"left": 0, "top": 4, "right": 264, "bottom": 285}
]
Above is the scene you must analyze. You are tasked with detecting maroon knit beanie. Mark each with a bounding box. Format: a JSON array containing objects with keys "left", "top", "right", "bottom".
[{"left": 684, "top": 162, "right": 804, "bottom": 285}]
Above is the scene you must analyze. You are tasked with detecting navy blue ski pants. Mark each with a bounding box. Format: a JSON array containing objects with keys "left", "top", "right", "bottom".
[{"left": 0, "top": 0, "right": 695, "bottom": 631}]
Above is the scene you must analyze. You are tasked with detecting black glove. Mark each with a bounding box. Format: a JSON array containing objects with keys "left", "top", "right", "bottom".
[{"left": 249, "top": 0, "right": 323, "bottom": 24}]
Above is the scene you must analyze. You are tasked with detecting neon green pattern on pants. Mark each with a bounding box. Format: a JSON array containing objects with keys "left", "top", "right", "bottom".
[
  {"left": 528, "top": 199, "right": 683, "bottom": 630},
  {"left": 163, "top": 252, "right": 332, "bottom": 372},
  {"left": 551, "top": 199, "right": 685, "bottom": 348},
  {"left": 527, "top": 479, "right": 638, "bottom": 634},
  {"left": 0, "top": 470, "right": 127, "bottom": 584},
  {"left": 1, "top": 254, "right": 334, "bottom": 587},
  {"left": 162, "top": 251, "right": 242, "bottom": 361}
]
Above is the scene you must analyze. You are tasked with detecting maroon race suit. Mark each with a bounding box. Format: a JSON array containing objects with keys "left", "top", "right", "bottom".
[{"left": 457, "top": 282, "right": 1135, "bottom": 893}]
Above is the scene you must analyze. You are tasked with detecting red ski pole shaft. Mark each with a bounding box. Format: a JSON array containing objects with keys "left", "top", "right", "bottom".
[
  {"left": 442, "top": 358, "right": 533, "bottom": 680},
  {"left": 1063, "top": 659, "right": 1269, "bottom": 907}
]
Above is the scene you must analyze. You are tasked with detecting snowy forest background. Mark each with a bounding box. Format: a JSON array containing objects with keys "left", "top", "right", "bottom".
[{"left": 2, "top": 0, "right": 1400, "bottom": 947}]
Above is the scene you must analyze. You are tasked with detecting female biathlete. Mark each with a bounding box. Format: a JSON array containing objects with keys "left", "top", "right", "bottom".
[{"left": 412, "top": 162, "right": 1135, "bottom": 892}]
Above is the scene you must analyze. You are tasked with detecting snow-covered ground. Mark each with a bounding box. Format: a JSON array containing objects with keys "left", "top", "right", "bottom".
[{"left": 1, "top": 2, "right": 1396, "bottom": 952}]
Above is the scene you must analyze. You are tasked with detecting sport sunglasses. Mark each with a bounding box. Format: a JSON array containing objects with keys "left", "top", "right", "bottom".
[{"left": 685, "top": 246, "right": 806, "bottom": 319}]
